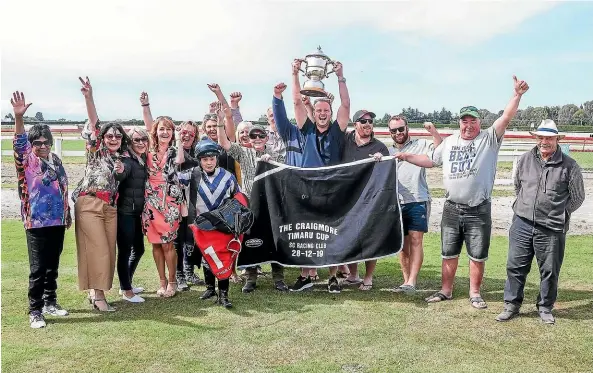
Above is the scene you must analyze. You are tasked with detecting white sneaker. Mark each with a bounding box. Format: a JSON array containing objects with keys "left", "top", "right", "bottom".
[
  {"left": 29, "top": 311, "right": 46, "bottom": 328},
  {"left": 119, "top": 286, "right": 144, "bottom": 295},
  {"left": 122, "top": 293, "right": 145, "bottom": 303},
  {"left": 42, "top": 303, "right": 69, "bottom": 316}
]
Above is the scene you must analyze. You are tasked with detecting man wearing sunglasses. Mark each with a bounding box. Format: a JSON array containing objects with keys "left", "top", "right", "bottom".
[
  {"left": 395, "top": 75, "right": 530, "bottom": 310},
  {"left": 337, "top": 109, "right": 390, "bottom": 292},
  {"left": 388, "top": 117, "right": 442, "bottom": 295}
]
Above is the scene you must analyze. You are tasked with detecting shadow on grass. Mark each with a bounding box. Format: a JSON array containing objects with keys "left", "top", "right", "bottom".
[{"left": 46, "top": 261, "right": 592, "bottom": 326}]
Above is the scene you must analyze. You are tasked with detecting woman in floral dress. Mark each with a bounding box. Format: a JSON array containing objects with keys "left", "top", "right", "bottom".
[
  {"left": 141, "top": 114, "right": 186, "bottom": 298},
  {"left": 73, "top": 77, "right": 130, "bottom": 312}
]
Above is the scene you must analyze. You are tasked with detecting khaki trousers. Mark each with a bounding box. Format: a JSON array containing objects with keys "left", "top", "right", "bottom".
[{"left": 75, "top": 195, "right": 117, "bottom": 291}]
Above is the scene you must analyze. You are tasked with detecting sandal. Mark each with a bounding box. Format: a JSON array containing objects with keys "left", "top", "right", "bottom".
[
  {"left": 336, "top": 270, "right": 349, "bottom": 279},
  {"left": 469, "top": 296, "right": 488, "bottom": 309},
  {"left": 163, "top": 282, "right": 177, "bottom": 298},
  {"left": 91, "top": 298, "right": 116, "bottom": 312},
  {"left": 390, "top": 284, "right": 417, "bottom": 294},
  {"left": 359, "top": 283, "right": 373, "bottom": 291},
  {"left": 156, "top": 280, "right": 167, "bottom": 297},
  {"left": 342, "top": 278, "right": 363, "bottom": 286},
  {"left": 425, "top": 291, "right": 452, "bottom": 303}
]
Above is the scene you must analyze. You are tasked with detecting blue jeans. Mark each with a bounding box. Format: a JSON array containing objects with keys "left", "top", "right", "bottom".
[{"left": 503, "top": 215, "right": 566, "bottom": 312}]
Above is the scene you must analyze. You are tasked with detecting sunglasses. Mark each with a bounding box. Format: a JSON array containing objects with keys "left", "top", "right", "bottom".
[
  {"left": 203, "top": 114, "right": 218, "bottom": 121},
  {"left": 105, "top": 133, "right": 123, "bottom": 141},
  {"left": 389, "top": 126, "right": 407, "bottom": 134},
  {"left": 156, "top": 116, "right": 173, "bottom": 121},
  {"left": 132, "top": 137, "right": 149, "bottom": 144},
  {"left": 249, "top": 133, "right": 267, "bottom": 140},
  {"left": 358, "top": 119, "right": 373, "bottom": 125},
  {"left": 32, "top": 140, "right": 51, "bottom": 147}
]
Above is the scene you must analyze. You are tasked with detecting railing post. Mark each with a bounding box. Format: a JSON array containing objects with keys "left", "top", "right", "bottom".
[{"left": 54, "top": 138, "right": 62, "bottom": 157}]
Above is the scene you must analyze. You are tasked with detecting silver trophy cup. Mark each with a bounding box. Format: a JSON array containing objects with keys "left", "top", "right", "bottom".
[{"left": 299, "top": 46, "right": 336, "bottom": 97}]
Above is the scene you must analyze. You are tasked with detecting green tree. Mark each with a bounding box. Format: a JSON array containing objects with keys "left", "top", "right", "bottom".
[
  {"left": 572, "top": 109, "right": 590, "bottom": 126},
  {"left": 558, "top": 104, "right": 579, "bottom": 125},
  {"left": 582, "top": 100, "right": 593, "bottom": 118}
]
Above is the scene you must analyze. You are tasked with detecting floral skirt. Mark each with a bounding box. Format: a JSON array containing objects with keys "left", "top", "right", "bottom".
[{"left": 142, "top": 181, "right": 182, "bottom": 244}]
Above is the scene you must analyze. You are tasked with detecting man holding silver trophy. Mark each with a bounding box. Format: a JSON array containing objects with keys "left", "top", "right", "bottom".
[{"left": 288, "top": 47, "right": 352, "bottom": 293}]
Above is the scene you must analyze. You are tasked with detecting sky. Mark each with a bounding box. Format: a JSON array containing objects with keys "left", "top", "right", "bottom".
[{"left": 1, "top": 0, "right": 592, "bottom": 122}]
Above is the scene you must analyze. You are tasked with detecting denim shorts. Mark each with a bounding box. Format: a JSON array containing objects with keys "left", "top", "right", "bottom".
[
  {"left": 440, "top": 200, "right": 491, "bottom": 261},
  {"left": 401, "top": 202, "right": 429, "bottom": 235}
]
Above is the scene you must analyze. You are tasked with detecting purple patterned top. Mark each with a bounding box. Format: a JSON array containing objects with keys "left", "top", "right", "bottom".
[{"left": 13, "top": 133, "right": 71, "bottom": 229}]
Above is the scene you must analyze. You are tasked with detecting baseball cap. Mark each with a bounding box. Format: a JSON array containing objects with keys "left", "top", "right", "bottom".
[
  {"left": 352, "top": 110, "right": 376, "bottom": 123},
  {"left": 459, "top": 106, "right": 480, "bottom": 119},
  {"left": 248, "top": 124, "right": 267, "bottom": 136}
]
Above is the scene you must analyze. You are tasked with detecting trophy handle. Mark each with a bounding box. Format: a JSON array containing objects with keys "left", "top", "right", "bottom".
[
  {"left": 297, "top": 58, "right": 307, "bottom": 75},
  {"left": 325, "top": 60, "right": 337, "bottom": 78}
]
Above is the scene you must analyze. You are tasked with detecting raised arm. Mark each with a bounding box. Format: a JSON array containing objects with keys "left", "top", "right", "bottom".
[
  {"left": 78, "top": 76, "right": 101, "bottom": 153},
  {"left": 229, "top": 92, "right": 244, "bottom": 127},
  {"left": 423, "top": 122, "right": 443, "bottom": 148},
  {"left": 140, "top": 92, "right": 154, "bottom": 132},
  {"left": 207, "top": 83, "right": 236, "bottom": 143},
  {"left": 79, "top": 76, "right": 99, "bottom": 129},
  {"left": 11, "top": 91, "right": 32, "bottom": 135},
  {"left": 333, "top": 62, "right": 351, "bottom": 131},
  {"left": 175, "top": 125, "right": 185, "bottom": 165},
  {"left": 492, "top": 75, "right": 530, "bottom": 139},
  {"left": 302, "top": 95, "right": 314, "bottom": 122},
  {"left": 272, "top": 83, "right": 292, "bottom": 139},
  {"left": 292, "top": 59, "right": 309, "bottom": 129},
  {"left": 215, "top": 105, "right": 232, "bottom": 152}
]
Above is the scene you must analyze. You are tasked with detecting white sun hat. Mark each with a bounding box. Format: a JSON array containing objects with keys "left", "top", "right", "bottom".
[{"left": 529, "top": 119, "right": 565, "bottom": 140}]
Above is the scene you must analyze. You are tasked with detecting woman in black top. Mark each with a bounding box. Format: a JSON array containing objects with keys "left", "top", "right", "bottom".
[{"left": 114, "top": 126, "right": 149, "bottom": 303}]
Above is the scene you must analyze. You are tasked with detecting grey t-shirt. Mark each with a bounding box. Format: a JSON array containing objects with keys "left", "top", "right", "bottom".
[
  {"left": 389, "top": 139, "right": 433, "bottom": 204},
  {"left": 431, "top": 126, "right": 502, "bottom": 206}
]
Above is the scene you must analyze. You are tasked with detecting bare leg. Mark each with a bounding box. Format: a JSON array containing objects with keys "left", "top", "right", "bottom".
[
  {"left": 152, "top": 244, "right": 167, "bottom": 295},
  {"left": 359, "top": 260, "right": 376, "bottom": 290},
  {"left": 399, "top": 236, "right": 411, "bottom": 284},
  {"left": 441, "top": 258, "right": 459, "bottom": 297},
  {"left": 469, "top": 259, "right": 485, "bottom": 298},
  {"left": 405, "top": 231, "right": 425, "bottom": 287},
  {"left": 162, "top": 242, "right": 178, "bottom": 297}
]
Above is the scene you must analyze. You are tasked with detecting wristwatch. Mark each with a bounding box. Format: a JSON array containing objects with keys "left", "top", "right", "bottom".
[{"left": 338, "top": 77, "right": 346, "bottom": 83}]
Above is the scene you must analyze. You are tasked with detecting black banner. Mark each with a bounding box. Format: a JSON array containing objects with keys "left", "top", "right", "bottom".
[{"left": 237, "top": 158, "right": 403, "bottom": 268}]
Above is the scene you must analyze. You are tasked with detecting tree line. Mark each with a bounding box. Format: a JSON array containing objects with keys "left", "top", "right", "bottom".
[{"left": 4, "top": 100, "right": 593, "bottom": 129}]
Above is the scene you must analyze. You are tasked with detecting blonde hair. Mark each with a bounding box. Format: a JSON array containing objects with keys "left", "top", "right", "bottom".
[
  {"left": 235, "top": 121, "right": 253, "bottom": 143},
  {"left": 127, "top": 126, "right": 149, "bottom": 139}
]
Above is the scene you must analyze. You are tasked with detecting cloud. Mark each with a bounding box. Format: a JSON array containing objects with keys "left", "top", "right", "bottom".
[{"left": 0, "top": 0, "right": 557, "bottom": 120}]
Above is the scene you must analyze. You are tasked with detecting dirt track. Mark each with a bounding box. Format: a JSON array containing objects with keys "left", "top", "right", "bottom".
[{"left": 2, "top": 163, "right": 592, "bottom": 235}]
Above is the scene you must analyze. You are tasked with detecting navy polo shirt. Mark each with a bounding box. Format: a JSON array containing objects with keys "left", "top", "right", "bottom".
[{"left": 300, "top": 118, "right": 345, "bottom": 167}]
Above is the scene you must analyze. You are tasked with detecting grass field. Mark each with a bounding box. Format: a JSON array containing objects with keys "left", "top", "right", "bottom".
[{"left": 1, "top": 219, "right": 592, "bottom": 373}]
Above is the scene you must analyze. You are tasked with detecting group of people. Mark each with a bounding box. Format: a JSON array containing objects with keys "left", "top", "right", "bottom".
[{"left": 12, "top": 60, "right": 585, "bottom": 330}]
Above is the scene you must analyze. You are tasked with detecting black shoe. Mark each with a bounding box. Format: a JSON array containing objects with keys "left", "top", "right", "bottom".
[
  {"left": 328, "top": 276, "right": 341, "bottom": 294},
  {"left": 242, "top": 282, "right": 257, "bottom": 293},
  {"left": 275, "top": 280, "right": 289, "bottom": 292},
  {"left": 290, "top": 276, "right": 313, "bottom": 292},
  {"left": 186, "top": 273, "right": 205, "bottom": 286},
  {"left": 218, "top": 290, "right": 233, "bottom": 308},
  {"left": 177, "top": 277, "right": 189, "bottom": 291},
  {"left": 200, "top": 287, "right": 217, "bottom": 300}
]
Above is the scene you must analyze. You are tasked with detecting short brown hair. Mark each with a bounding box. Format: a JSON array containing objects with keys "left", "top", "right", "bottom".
[{"left": 389, "top": 115, "right": 408, "bottom": 126}]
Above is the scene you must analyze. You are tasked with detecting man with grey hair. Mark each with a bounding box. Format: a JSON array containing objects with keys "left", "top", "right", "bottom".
[
  {"left": 496, "top": 120, "right": 585, "bottom": 324},
  {"left": 395, "top": 75, "right": 530, "bottom": 310}
]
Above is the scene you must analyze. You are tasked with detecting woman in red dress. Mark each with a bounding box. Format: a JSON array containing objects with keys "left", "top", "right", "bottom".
[{"left": 141, "top": 114, "right": 185, "bottom": 298}]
